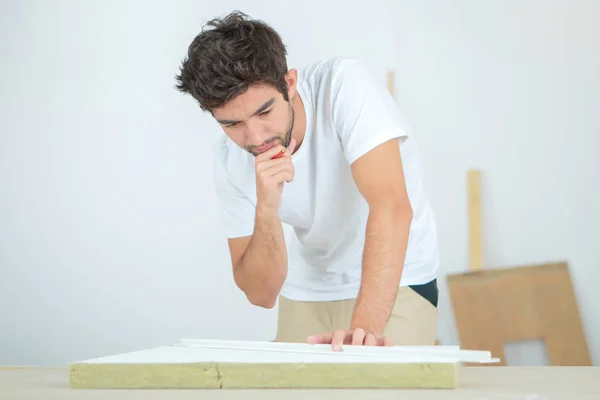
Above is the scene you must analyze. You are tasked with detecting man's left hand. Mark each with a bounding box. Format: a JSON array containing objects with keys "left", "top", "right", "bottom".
[{"left": 307, "top": 328, "right": 392, "bottom": 351}]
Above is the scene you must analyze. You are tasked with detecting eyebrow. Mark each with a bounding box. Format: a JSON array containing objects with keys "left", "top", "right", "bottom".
[{"left": 216, "top": 97, "right": 275, "bottom": 125}]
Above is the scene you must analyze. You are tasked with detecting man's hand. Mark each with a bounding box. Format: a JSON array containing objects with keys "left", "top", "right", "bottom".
[
  {"left": 307, "top": 328, "right": 392, "bottom": 352},
  {"left": 255, "top": 139, "right": 297, "bottom": 213}
]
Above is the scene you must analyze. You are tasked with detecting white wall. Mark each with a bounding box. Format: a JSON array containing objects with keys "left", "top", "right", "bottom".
[
  {"left": 389, "top": 0, "right": 600, "bottom": 366},
  {"left": 1, "top": 0, "right": 598, "bottom": 366}
]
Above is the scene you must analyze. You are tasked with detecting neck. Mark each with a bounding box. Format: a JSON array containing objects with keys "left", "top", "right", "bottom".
[{"left": 290, "top": 89, "right": 306, "bottom": 154}]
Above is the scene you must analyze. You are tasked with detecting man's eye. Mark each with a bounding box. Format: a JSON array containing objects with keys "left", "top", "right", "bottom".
[{"left": 259, "top": 109, "right": 272, "bottom": 116}]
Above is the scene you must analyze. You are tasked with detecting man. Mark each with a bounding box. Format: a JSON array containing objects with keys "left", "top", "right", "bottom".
[{"left": 175, "top": 11, "right": 440, "bottom": 350}]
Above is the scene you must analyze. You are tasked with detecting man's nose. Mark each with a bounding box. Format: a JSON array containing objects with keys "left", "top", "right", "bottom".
[{"left": 246, "top": 120, "right": 265, "bottom": 144}]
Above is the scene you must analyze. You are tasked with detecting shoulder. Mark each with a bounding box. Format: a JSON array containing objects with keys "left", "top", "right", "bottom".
[
  {"left": 298, "top": 58, "right": 381, "bottom": 118},
  {"left": 298, "top": 58, "right": 383, "bottom": 113},
  {"left": 298, "top": 57, "right": 373, "bottom": 88}
]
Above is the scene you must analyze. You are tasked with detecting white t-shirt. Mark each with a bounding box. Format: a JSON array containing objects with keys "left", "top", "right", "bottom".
[{"left": 212, "top": 57, "right": 440, "bottom": 302}]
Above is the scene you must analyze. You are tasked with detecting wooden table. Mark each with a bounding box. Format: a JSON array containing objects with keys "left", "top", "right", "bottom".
[{"left": 2, "top": 366, "right": 599, "bottom": 399}]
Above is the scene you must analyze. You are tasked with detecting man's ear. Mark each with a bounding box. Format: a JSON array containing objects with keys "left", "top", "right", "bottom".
[{"left": 284, "top": 69, "right": 298, "bottom": 99}]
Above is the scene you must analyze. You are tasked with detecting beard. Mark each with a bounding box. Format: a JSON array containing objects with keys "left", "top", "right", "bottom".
[
  {"left": 282, "top": 103, "right": 294, "bottom": 148},
  {"left": 247, "top": 102, "right": 294, "bottom": 156}
]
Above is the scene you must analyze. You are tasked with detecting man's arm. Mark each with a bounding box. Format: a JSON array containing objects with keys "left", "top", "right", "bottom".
[
  {"left": 306, "top": 59, "right": 416, "bottom": 349},
  {"left": 227, "top": 206, "right": 287, "bottom": 309},
  {"left": 349, "top": 137, "right": 413, "bottom": 335},
  {"left": 221, "top": 140, "right": 297, "bottom": 309}
]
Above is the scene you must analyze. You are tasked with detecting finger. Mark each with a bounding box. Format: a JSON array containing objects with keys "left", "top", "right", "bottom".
[
  {"left": 307, "top": 333, "right": 333, "bottom": 344},
  {"left": 331, "top": 329, "right": 347, "bottom": 352},
  {"left": 255, "top": 157, "right": 288, "bottom": 172},
  {"left": 364, "top": 332, "right": 377, "bottom": 346},
  {"left": 272, "top": 139, "right": 296, "bottom": 160},
  {"left": 352, "top": 328, "right": 366, "bottom": 346},
  {"left": 264, "top": 170, "right": 294, "bottom": 184},
  {"left": 258, "top": 160, "right": 294, "bottom": 177},
  {"left": 377, "top": 336, "right": 393, "bottom": 347}
]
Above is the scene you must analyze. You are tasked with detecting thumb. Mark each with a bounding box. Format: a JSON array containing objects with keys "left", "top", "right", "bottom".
[{"left": 286, "top": 138, "right": 297, "bottom": 155}]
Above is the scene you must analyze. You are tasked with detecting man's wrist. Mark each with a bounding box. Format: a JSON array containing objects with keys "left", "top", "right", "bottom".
[
  {"left": 350, "top": 316, "right": 381, "bottom": 336},
  {"left": 351, "top": 287, "right": 395, "bottom": 337},
  {"left": 255, "top": 203, "right": 280, "bottom": 220}
]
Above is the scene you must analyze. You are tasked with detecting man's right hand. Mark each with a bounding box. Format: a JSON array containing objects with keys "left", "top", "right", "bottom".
[{"left": 255, "top": 138, "right": 297, "bottom": 213}]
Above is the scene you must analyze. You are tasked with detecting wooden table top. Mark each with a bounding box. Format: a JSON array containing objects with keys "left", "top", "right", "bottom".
[{"left": 2, "top": 366, "right": 599, "bottom": 399}]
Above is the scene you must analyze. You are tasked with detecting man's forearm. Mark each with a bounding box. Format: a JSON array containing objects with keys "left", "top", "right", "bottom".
[
  {"left": 351, "top": 202, "right": 412, "bottom": 335},
  {"left": 233, "top": 206, "right": 287, "bottom": 308}
]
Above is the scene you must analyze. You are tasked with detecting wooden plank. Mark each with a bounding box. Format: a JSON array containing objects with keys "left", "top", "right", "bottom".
[
  {"left": 387, "top": 70, "right": 394, "bottom": 98},
  {"left": 467, "top": 169, "right": 483, "bottom": 271},
  {"left": 68, "top": 339, "right": 499, "bottom": 389}
]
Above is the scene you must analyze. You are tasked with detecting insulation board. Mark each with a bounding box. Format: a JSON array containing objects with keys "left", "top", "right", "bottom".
[{"left": 69, "top": 339, "right": 498, "bottom": 389}]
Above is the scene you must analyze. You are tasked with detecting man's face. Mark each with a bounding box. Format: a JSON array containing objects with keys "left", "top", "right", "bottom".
[{"left": 211, "top": 82, "right": 294, "bottom": 157}]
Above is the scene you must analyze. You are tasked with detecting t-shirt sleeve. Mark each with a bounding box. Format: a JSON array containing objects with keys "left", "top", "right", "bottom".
[
  {"left": 213, "top": 156, "right": 256, "bottom": 239},
  {"left": 331, "top": 59, "right": 410, "bottom": 165}
]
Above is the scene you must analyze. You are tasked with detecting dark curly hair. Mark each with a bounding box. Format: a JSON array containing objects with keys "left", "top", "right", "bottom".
[{"left": 175, "top": 11, "right": 289, "bottom": 111}]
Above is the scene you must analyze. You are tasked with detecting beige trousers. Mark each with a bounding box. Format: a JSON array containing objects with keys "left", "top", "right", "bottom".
[{"left": 274, "top": 285, "right": 438, "bottom": 345}]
